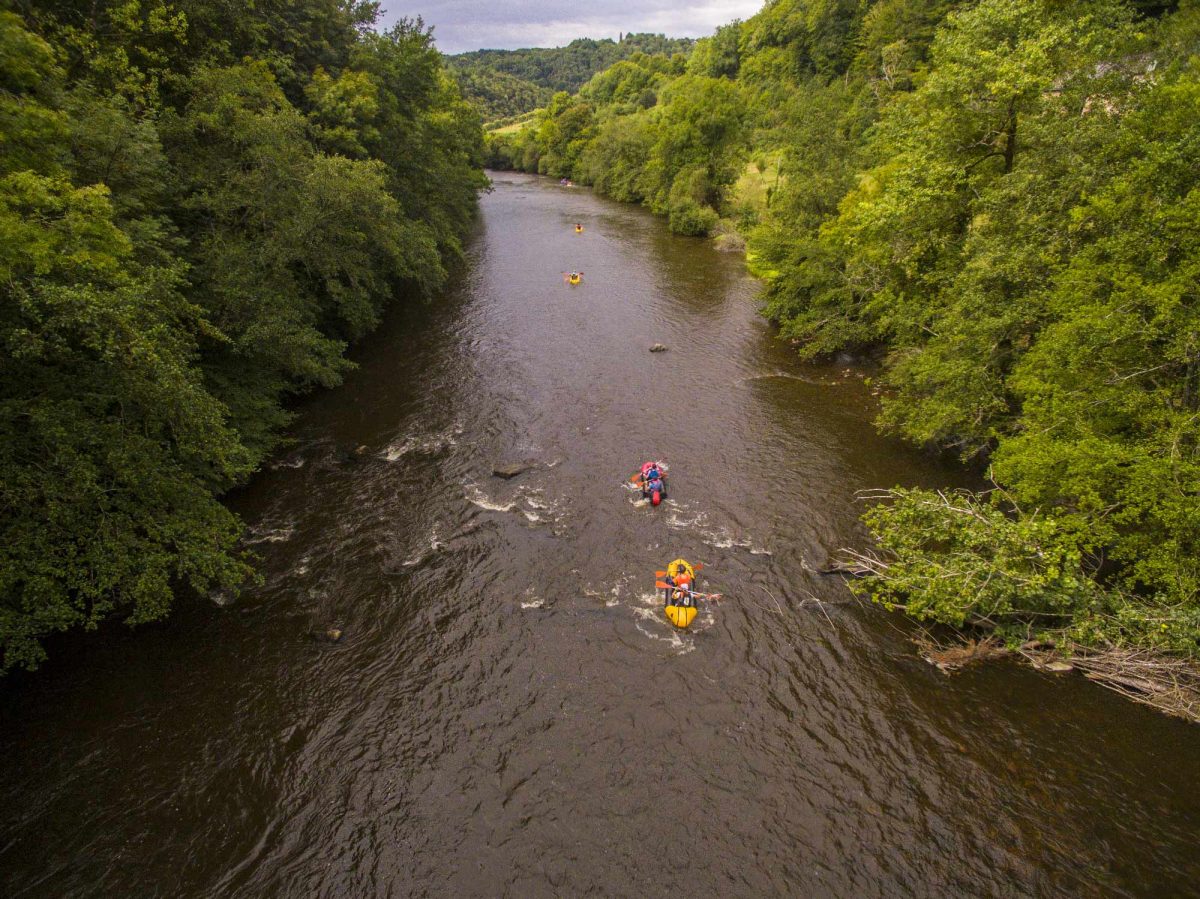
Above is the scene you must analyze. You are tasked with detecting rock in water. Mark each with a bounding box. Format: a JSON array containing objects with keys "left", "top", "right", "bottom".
[
  {"left": 649, "top": 344, "right": 668, "bottom": 353},
  {"left": 492, "top": 462, "right": 532, "bottom": 479}
]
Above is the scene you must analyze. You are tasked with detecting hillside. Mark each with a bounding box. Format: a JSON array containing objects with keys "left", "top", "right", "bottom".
[{"left": 446, "top": 33, "right": 694, "bottom": 120}]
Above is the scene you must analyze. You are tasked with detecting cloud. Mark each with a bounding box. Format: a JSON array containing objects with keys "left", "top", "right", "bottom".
[{"left": 376, "top": 0, "right": 764, "bottom": 54}]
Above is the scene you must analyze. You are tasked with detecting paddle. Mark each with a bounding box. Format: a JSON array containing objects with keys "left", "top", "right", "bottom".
[{"left": 655, "top": 581, "right": 723, "bottom": 600}]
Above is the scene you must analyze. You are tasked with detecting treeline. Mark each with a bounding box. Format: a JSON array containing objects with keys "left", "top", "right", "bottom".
[
  {"left": 454, "top": 65, "right": 550, "bottom": 121},
  {"left": 490, "top": 0, "right": 1200, "bottom": 660},
  {"left": 0, "top": 1, "right": 485, "bottom": 670},
  {"left": 446, "top": 34, "right": 694, "bottom": 121}
]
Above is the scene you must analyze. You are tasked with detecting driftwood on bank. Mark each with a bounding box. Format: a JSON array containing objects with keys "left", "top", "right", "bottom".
[
  {"left": 1029, "top": 646, "right": 1200, "bottom": 722},
  {"left": 908, "top": 626, "right": 1200, "bottom": 723},
  {"left": 818, "top": 560, "right": 873, "bottom": 577}
]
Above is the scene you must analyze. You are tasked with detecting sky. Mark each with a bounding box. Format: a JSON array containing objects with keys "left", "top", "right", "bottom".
[{"left": 376, "top": 0, "right": 765, "bottom": 55}]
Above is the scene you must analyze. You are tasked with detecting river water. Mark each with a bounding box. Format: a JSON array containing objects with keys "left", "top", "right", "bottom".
[{"left": 3, "top": 173, "right": 1200, "bottom": 897}]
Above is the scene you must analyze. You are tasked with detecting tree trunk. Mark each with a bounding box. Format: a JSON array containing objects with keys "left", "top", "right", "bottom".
[{"left": 1002, "top": 99, "right": 1018, "bottom": 174}]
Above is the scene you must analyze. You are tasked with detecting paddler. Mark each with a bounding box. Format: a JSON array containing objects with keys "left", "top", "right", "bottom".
[
  {"left": 661, "top": 558, "right": 699, "bottom": 628},
  {"left": 636, "top": 461, "right": 667, "bottom": 505}
]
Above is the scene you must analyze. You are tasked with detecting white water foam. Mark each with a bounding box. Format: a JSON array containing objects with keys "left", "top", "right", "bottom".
[
  {"left": 664, "top": 505, "right": 771, "bottom": 556},
  {"left": 244, "top": 525, "right": 296, "bottom": 545},
  {"left": 632, "top": 604, "right": 695, "bottom": 653},
  {"left": 401, "top": 528, "right": 447, "bottom": 567},
  {"left": 627, "top": 590, "right": 697, "bottom": 653},
  {"left": 383, "top": 422, "right": 464, "bottom": 462},
  {"left": 466, "top": 487, "right": 516, "bottom": 513}
]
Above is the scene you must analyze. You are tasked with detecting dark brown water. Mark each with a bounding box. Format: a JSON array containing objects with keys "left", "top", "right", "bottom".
[{"left": 3, "top": 173, "right": 1200, "bottom": 898}]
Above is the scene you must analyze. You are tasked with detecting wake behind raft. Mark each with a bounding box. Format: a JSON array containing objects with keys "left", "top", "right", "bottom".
[{"left": 656, "top": 559, "right": 722, "bottom": 629}]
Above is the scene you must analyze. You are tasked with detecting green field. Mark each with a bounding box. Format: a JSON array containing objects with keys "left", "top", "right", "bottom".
[{"left": 486, "top": 112, "right": 540, "bottom": 134}]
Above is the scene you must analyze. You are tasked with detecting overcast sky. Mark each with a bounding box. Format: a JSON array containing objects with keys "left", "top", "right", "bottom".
[{"left": 377, "top": 0, "right": 765, "bottom": 54}]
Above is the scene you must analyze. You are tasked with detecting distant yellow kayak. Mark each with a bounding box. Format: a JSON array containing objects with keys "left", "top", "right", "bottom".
[{"left": 574, "top": 224, "right": 584, "bottom": 234}]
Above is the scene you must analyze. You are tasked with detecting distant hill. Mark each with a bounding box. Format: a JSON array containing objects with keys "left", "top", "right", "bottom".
[{"left": 446, "top": 33, "right": 694, "bottom": 121}]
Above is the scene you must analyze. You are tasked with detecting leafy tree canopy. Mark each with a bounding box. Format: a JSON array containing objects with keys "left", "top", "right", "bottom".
[{"left": 0, "top": 2, "right": 484, "bottom": 670}]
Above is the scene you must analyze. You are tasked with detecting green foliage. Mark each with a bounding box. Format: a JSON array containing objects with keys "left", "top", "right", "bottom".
[
  {"left": 0, "top": 2, "right": 483, "bottom": 669},
  {"left": 858, "top": 489, "right": 1106, "bottom": 635},
  {"left": 688, "top": 22, "right": 743, "bottom": 79},
  {"left": 446, "top": 34, "right": 694, "bottom": 121},
  {"left": 533, "top": 91, "right": 595, "bottom": 177},
  {"left": 454, "top": 66, "right": 549, "bottom": 121},
  {"left": 490, "top": 64, "right": 748, "bottom": 235},
  {"left": 753, "top": 0, "right": 1200, "bottom": 652},
  {"left": 859, "top": 488, "right": 1200, "bottom": 654}
]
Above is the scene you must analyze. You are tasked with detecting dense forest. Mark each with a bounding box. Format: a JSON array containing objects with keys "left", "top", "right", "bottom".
[
  {"left": 446, "top": 34, "right": 694, "bottom": 121},
  {"left": 0, "top": 0, "right": 486, "bottom": 670},
  {"left": 489, "top": 0, "right": 1200, "bottom": 671}
]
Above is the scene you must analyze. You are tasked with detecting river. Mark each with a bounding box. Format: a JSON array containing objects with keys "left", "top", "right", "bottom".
[{"left": 2, "top": 172, "right": 1199, "bottom": 897}]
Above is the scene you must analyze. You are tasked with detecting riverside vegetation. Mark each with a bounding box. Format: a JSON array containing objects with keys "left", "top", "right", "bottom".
[
  {"left": 0, "top": 1, "right": 485, "bottom": 670},
  {"left": 487, "top": 0, "right": 1200, "bottom": 714}
]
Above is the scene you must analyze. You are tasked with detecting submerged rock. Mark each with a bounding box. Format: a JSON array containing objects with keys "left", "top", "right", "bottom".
[
  {"left": 492, "top": 462, "right": 533, "bottom": 479},
  {"left": 649, "top": 343, "right": 668, "bottom": 353}
]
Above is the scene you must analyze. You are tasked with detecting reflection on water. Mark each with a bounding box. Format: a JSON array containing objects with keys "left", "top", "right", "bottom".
[{"left": 2, "top": 173, "right": 1199, "bottom": 897}]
